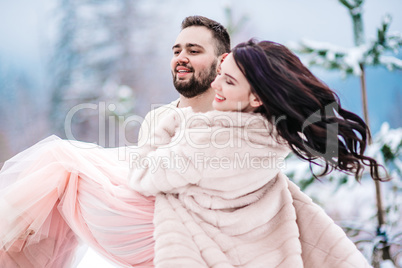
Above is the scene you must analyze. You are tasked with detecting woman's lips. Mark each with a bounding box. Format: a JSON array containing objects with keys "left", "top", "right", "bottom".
[{"left": 215, "top": 94, "right": 226, "bottom": 102}]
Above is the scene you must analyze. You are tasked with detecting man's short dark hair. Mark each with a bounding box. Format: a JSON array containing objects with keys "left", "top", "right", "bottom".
[{"left": 181, "top": 15, "right": 231, "bottom": 56}]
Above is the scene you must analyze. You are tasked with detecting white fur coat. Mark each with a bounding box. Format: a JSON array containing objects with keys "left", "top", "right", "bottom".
[{"left": 129, "top": 108, "right": 371, "bottom": 268}]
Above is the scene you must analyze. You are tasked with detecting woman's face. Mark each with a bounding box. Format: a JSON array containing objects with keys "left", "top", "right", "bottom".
[{"left": 211, "top": 53, "right": 261, "bottom": 112}]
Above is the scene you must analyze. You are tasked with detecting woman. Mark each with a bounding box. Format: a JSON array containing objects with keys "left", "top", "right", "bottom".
[
  {"left": 129, "top": 40, "right": 382, "bottom": 268},
  {"left": 0, "top": 40, "right": 382, "bottom": 267}
]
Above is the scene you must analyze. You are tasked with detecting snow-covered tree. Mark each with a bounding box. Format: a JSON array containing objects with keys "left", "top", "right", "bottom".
[
  {"left": 290, "top": 0, "right": 401, "bottom": 131},
  {"left": 0, "top": 62, "right": 48, "bottom": 163},
  {"left": 288, "top": 0, "right": 402, "bottom": 266},
  {"left": 222, "top": 2, "right": 249, "bottom": 37},
  {"left": 49, "top": 0, "right": 146, "bottom": 145},
  {"left": 291, "top": 2, "right": 402, "bottom": 76}
]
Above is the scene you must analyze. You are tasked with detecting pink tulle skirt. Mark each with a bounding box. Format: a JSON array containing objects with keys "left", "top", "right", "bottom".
[{"left": 0, "top": 136, "right": 155, "bottom": 267}]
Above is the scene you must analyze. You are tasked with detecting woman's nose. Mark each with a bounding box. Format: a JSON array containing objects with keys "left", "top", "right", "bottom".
[{"left": 211, "top": 77, "right": 220, "bottom": 91}]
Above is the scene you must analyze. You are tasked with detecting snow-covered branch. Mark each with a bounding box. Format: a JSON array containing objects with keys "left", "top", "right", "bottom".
[
  {"left": 378, "top": 55, "right": 402, "bottom": 71},
  {"left": 290, "top": 39, "right": 368, "bottom": 75},
  {"left": 290, "top": 13, "right": 402, "bottom": 77}
]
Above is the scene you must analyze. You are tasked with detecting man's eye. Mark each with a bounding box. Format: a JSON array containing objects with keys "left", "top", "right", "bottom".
[
  {"left": 190, "top": 50, "right": 199, "bottom": 54},
  {"left": 173, "top": 50, "right": 180, "bottom": 55}
]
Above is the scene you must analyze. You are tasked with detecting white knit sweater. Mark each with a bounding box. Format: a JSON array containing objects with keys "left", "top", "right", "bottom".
[{"left": 129, "top": 109, "right": 371, "bottom": 268}]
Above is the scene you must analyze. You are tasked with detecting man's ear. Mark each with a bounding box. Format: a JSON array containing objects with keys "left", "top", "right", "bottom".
[
  {"left": 249, "top": 93, "right": 263, "bottom": 108},
  {"left": 217, "top": 53, "right": 229, "bottom": 73}
]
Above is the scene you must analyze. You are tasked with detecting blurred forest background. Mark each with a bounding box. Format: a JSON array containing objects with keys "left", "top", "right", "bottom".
[{"left": 0, "top": 0, "right": 401, "bottom": 267}]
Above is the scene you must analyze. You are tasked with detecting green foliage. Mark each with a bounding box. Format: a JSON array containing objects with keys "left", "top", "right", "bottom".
[
  {"left": 223, "top": 5, "right": 249, "bottom": 36},
  {"left": 382, "top": 144, "right": 395, "bottom": 162},
  {"left": 290, "top": 9, "right": 402, "bottom": 77}
]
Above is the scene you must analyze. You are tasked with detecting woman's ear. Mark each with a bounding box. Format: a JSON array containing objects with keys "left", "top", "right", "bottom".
[{"left": 249, "top": 94, "right": 263, "bottom": 108}]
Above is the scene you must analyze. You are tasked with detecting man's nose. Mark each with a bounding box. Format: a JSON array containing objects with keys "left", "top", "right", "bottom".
[{"left": 176, "top": 51, "right": 189, "bottom": 64}]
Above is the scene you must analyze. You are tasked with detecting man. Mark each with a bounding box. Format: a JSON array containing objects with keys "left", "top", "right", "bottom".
[{"left": 137, "top": 16, "right": 231, "bottom": 146}]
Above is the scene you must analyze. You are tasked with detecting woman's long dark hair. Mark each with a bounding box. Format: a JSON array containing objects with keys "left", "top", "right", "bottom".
[{"left": 232, "top": 39, "right": 385, "bottom": 181}]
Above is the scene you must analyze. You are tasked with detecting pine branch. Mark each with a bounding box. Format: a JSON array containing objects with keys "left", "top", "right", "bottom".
[
  {"left": 290, "top": 13, "right": 402, "bottom": 76},
  {"left": 338, "top": 0, "right": 364, "bottom": 12},
  {"left": 290, "top": 39, "right": 368, "bottom": 75},
  {"left": 338, "top": 0, "right": 356, "bottom": 10},
  {"left": 366, "top": 15, "right": 402, "bottom": 66},
  {"left": 379, "top": 55, "right": 402, "bottom": 71}
]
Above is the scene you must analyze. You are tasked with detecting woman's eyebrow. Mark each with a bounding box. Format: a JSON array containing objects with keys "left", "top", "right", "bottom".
[{"left": 224, "top": 73, "right": 238, "bottom": 83}]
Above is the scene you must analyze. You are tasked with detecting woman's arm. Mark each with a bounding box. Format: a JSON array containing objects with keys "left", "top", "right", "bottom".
[{"left": 128, "top": 110, "right": 290, "bottom": 197}]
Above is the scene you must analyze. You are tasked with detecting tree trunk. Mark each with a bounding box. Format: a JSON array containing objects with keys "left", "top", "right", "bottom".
[
  {"left": 359, "top": 64, "right": 371, "bottom": 142},
  {"left": 359, "top": 63, "right": 392, "bottom": 262}
]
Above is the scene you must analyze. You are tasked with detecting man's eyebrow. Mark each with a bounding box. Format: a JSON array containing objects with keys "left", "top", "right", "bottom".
[
  {"left": 224, "top": 73, "right": 238, "bottom": 83},
  {"left": 186, "top": 43, "right": 204, "bottom": 49},
  {"left": 172, "top": 43, "right": 204, "bottom": 50}
]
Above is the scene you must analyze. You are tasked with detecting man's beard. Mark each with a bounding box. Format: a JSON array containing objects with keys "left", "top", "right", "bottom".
[{"left": 173, "top": 60, "right": 218, "bottom": 98}]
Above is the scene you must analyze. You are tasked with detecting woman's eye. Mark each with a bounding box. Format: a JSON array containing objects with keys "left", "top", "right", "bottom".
[{"left": 226, "top": 80, "right": 234, "bottom": 85}]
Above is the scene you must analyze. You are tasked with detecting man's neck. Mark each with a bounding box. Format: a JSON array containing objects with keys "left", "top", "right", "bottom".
[{"left": 178, "top": 89, "right": 215, "bottom": 112}]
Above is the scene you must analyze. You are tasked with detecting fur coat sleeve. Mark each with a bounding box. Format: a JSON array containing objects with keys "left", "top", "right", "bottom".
[{"left": 129, "top": 108, "right": 289, "bottom": 198}]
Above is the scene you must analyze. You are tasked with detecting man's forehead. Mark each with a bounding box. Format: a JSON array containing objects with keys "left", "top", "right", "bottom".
[{"left": 173, "top": 26, "right": 214, "bottom": 49}]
